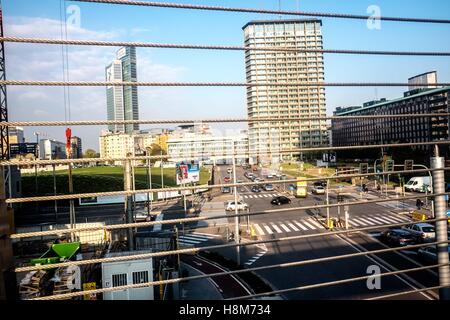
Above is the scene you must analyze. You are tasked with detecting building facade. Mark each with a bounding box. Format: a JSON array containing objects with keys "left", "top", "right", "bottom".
[
  {"left": 8, "top": 126, "right": 24, "bottom": 144},
  {"left": 39, "top": 139, "right": 67, "bottom": 160},
  {"left": 106, "top": 47, "right": 139, "bottom": 134},
  {"left": 70, "top": 136, "right": 82, "bottom": 159},
  {"left": 99, "top": 131, "right": 158, "bottom": 165},
  {"left": 243, "top": 19, "right": 328, "bottom": 164},
  {"left": 332, "top": 86, "right": 450, "bottom": 159},
  {"left": 167, "top": 129, "right": 249, "bottom": 165}
]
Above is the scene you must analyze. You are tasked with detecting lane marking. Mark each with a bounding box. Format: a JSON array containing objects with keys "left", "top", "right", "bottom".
[{"left": 356, "top": 217, "right": 377, "bottom": 226}]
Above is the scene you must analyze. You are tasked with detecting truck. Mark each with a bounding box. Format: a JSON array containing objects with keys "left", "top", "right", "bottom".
[
  {"left": 405, "top": 176, "right": 432, "bottom": 193},
  {"left": 295, "top": 177, "right": 308, "bottom": 198}
]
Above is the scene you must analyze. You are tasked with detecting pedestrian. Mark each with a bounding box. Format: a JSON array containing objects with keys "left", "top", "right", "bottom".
[{"left": 416, "top": 198, "right": 424, "bottom": 210}]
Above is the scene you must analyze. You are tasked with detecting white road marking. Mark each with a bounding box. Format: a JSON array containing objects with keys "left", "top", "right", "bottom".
[
  {"left": 370, "top": 216, "right": 392, "bottom": 225},
  {"left": 254, "top": 224, "right": 265, "bottom": 236},
  {"left": 308, "top": 219, "right": 325, "bottom": 229},
  {"left": 263, "top": 224, "right": 273, "bottom": 234},
  {"left": 301, "top": 220, "right": 316, "bottom": 230},
  {"left": 178, "top": 238, "right": 202, "bottom": 244},
  {"left": 356, "top": 217, "right": 377, "bottom": 226},
  {"left": 279, "top": 223, "right": 291, "bottom": 232},
  {"left": 352, "top": 218, "right": 370, "bottom": 226},
  {"left": 349, "top": 220, "right": 360, "bottom": 227},
  {"left": 364, "top": 217, "right": 384, "bottom": 225},
  {"left": 192, "top": 232, "right": 221, "bottom": 238},
  {"left": 287, "top": 222, "right": 299, "bottom": 231},
  {"left": 293, "top": 220, "right": 308, "bottom": 231},
  {"left": 270, "top": 223, "right": 283, "bottom": 233}
]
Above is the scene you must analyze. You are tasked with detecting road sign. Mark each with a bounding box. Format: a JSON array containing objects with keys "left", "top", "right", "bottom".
[
  {"left": 359, "top": 163, "right": 369, "bottom": 174},
  {"left": 83, "top": 282, "right": 97, "bottom": 300},
  {"left": 405, "top": 160, "right": 414, "bottom": 171},
  {"left": 385, "top": 160, "right": 395, "bottom": 172}
]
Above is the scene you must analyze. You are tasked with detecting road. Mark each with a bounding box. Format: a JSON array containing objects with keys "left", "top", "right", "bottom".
[
  {"left": 210, "top": 164, "right": 442, "bottom": 300},
  {"left": 14, "top": 163, "right": 445, "bottom": 300}
]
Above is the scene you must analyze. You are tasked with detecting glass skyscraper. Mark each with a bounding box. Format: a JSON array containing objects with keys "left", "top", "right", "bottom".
[{"left": 106, "top": 47, "right": 139, "bottom": 133}]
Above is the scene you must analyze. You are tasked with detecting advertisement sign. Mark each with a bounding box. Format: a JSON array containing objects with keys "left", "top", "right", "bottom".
[{"left": 176, "top": 161, "right": 200, "bottom": 185}]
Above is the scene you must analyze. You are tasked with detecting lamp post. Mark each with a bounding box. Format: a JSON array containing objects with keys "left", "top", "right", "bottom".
[{"left": 146, "top": 146, "right": 153, "bottom": 215}]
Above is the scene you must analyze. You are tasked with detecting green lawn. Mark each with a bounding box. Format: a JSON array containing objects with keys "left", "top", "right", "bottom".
[{"left": 21, "top": 166, "right": 211, "bottom": 197}]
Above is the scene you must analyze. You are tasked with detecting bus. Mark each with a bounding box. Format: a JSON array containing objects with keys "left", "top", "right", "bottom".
[{"left": 295, "top": 177, "right": 308, "bottom": 198}]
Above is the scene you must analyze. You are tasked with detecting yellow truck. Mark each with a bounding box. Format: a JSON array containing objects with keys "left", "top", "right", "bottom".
[{"left": 295, "top": 177, "right": 308, "bottom": 198}]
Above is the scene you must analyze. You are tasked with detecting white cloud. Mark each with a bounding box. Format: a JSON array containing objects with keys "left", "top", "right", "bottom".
[{"left": 5, "top": 16, "right": 186, "bottom": 151}]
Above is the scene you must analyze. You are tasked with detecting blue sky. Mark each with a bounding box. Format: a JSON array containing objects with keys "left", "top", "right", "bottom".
[{"left": 3, "top": 0, "right": 450, "bottom": 150}]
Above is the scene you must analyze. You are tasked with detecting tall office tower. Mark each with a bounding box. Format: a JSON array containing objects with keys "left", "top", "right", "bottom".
[
  {"left": 243, "top": 20, "right": 327, "bottom": 164},
  {"left": 106, "top": 47, "right": 139, "bottom": 134}
]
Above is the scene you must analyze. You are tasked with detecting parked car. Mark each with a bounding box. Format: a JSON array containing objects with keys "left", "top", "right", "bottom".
[
  {"left": 264, "top": 184, "right": 274, "bottom": 191},
  {"left": 379, "top": 229, "right": 416, "bottom": 246},
  {"left": 226, "top": 201, "right": 249, "bottom": 211},
  {"left": 251, "top": 185, "right": 262, "bottom": 193},
  {"left": 418, "top": 246, "right": 450, "bottom": 264},
  {"left": 403, "top": 223, "right": 436, "bottom": 242},
  {"left": 312, "top": 185, "right": 325, "bottom": 195},
  {"left": 222, "top": 186, "right": 231, "bottom": 193},
  {"left": 271, "top": 196, "right": 291, "bottom": 206}
]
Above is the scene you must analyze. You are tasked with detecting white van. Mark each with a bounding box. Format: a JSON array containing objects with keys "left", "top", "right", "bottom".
[{"left": 405, "top": 176, "right": 431, "bottom": 193}]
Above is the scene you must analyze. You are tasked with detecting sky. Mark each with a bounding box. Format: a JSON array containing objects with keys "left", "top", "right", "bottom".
[{"left": 3, "top": 0, "right": 450, "bottom": 151}]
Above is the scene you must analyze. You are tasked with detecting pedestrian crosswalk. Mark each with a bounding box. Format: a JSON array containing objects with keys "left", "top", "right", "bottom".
[
  {"left": 252, "top": 214, "right": 412, "bottom": 237},
  {"left": 253, "top": 218, "right": 326, "bottom": 236},
  {"left": 244, "top": 243, "right": 268, "bottom": 266},
  {"left": 178, "top": 232, "right": 221, "bottom": 247},
  {"left": 242, "top": 193, "right": 284, "bottom": 199},
  {"left": 376, "top": 201, "right": 416, "bottom": 210}
]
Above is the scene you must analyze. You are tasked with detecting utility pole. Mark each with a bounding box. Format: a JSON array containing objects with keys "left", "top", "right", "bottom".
[
  {"left": 146, "top": 148, "right": 153, "bottom": 215},
  {"left": 160, "top": 149, "right": 165, "bottom": 201},
  {"left": 53, "top": 164, "right": 58, "bottom": 223},
  {"left": 232, "top": 141, "right": 240, "bottom": 265},
  {"left": 431, "top": 145, "right": 450, "bottom": 300},
  {"left": 124, "top": 154, "right": 134, "bottom": 250},
  {"left": 68, "top": 160, "right": 76, "bottom": 241}
]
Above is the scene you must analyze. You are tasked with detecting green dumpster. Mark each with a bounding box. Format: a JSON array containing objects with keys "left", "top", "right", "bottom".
[{"left": 30, "top": 242, "right": 80, "bottom": 266}]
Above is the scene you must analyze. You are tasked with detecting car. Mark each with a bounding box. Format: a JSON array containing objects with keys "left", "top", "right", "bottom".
[
  {"left": 314, "top": 180, "right": 328, "bottom": 188},
  {"left": 222, "top": 186, "right": 231, "bottom": 193},
  {"left": 252, "top": 176, "right": 260, "bottom": 182},
  {"left": 244, "top": 172, "right": 250, "bottom": 178},
  {"left": 403, "top": 223, "right": 436, "bottom": 242},
  {"left": 267, "top": 174, "right": 274, "bottom": 179},
  {"left": 264, "top": 184, "right": 275, "bottom": 191},
  {"left": 312, "top": 185, "right": 325, "bottom": 195},
  {"left": 418, "top": 246, "right": 450, "bottom": 264},
  {"left": 224, "top": 176, "right": 231, "bottom": 183},
  {"left": 227, "top": 168, "right": 233, "bottom": 174},
  {"left": 251, "top": 185, "right": 262, "bottom": 193},
  {"left": 134, "top": 210, "right": 152, "bottom": 222},
  {"left": 225, "top": 201, "right": 249, "bottom": 211},
  {"left": 271, "top": 196, "right": 291, "bottom": 206},
  {"left": 379, "top": 229, "right": 416, "bottom": 246}
]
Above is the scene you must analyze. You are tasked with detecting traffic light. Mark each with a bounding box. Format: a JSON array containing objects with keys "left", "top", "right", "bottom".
[
  {"left": 405, "top": 160, "right": 414, "bottom": 171},
  {"left": 360, "top": 163, "right": 369, "bottom": 175},
  {"left": 385, "top": 160, "right": 395, "bottom": 172}
]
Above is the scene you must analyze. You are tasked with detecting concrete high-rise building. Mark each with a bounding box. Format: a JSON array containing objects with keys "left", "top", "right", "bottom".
[
  {"left": 70, "top": 136, "right": 82, "bottom": 159},
  {"left": 39, "top": 139, "right": 66, "bottom": 160},
  {"left": 106, "top": 47, "right": 139, "bottom": 134},
  {"left": 243, "top": 19, "right": 327, "bottom": 164}
]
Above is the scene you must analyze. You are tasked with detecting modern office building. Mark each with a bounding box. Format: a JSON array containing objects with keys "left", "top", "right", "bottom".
[
  {"left": 39, "top": 139, "right": 67, "bottom": 160},
  {"left": 70, "top": 136, "right": 82, "bottom": 159},
  {"left": 243, "top": 19, "right": 328, "bottom": 164},
  {"left": 332, "top": 84, "right": 450, "bottom": 160},
  {"left": 106, "top": 47, "right": 139, "bottom": 134},
  {"left": 408, "top": 71, "right": 438, "bottom": 92},
  {"left": 8, "top": 126, "right": 24, "bottom": 144}
]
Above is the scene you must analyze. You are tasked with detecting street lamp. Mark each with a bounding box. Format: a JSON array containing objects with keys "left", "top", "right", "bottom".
[{"left": 145, "top": 146, "right": 153, "bottom": 215}]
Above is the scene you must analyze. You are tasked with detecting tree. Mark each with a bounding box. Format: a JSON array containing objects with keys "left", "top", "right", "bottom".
[
  {"left": 83, "top": 149, "right": 100, "bottom": 158},
  {"left": 147, "top": 143, "right": 167, "bottom": 164}
]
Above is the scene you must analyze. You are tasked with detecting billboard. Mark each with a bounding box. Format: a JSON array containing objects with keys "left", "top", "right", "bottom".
[{"left": 176, "top": 161, "right": 200, "bottom": 185}]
